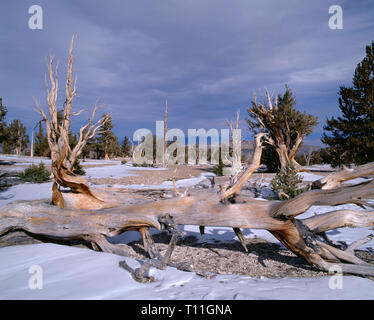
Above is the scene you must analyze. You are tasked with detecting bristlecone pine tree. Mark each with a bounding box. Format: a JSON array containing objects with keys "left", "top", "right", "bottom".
[
  {"left": 247, "top": 86, "right": 318, "bottom": 170},
  {"left": 34, "top": 121, "right": 50, "bottom": 157},
  {"left": 0, "top": 98, "right": 7, "bottom": 144},
  {"left": 96, "top": 113, "right": 121, "bottom": 159},
  {"left": 3, "top": 119, "right": 29, "bottom": 155},
  {"left": 322, "top": 41, "right": 374, "bottom": 167},
  {"left": 121, "top": 136, "right": 131, "bottom": 157}
]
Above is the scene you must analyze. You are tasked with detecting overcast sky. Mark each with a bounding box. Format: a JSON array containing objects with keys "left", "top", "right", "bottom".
[{"left": 0, "top": 0, "right": 373, "bottom": 146}]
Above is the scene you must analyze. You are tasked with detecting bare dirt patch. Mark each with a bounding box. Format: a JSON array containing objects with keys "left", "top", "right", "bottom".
[
  {"left": 125, "top": 232, "right": 374, "bottom": 279},
  {"left": 88, "top": 164, "right": 212, "bottom": 186},
  {"left": 126, "top": 232, "right": 328, "bottom": 278}
]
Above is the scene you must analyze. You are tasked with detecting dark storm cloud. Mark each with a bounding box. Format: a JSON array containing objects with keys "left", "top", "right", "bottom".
[{"left": 0, "top": 0, "right": 373, "bottom": 145}]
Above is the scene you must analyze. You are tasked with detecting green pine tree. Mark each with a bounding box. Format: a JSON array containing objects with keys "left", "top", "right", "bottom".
[
  {"left": 0, "top": 98, "right": 7, "bottom": 144},
  {"left": 34, "top": 121, "right": 50, "bottom": 157},
  {"left": 3, "top": 119, "right": 29, "bottom": 155},
  {"left": 121, "top": 136, "right": 131, "bottom": 157},
  {"left": 19, "top": 162, "right": 50, "bottom": 183},
  {"left": 96, "top": 114, "right": 121, "bottom": 159},
  {"left": 270, "top": 162, "right": 304, "bottom": 200},
  {"left": 322, "top": 41, "right": 374, "bottom": 167},
  {"left": 72, "top": 159, "right": 86, "bottom": 175}
]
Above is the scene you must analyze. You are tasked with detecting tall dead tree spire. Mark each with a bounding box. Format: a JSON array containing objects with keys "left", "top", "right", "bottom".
[
  {"left": 226, "top": 110, "right": 242, "bottom": 179},
  {"left": 163, "top": 99, "right": 168, "bottom": 166}
]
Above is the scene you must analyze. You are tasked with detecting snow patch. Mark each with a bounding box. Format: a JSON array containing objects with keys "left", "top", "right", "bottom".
[
  {"left": 297, "top": 172, "right": 324, "bottom": 181},
  {"left": 1, "top": 243, "right": 374, "bottom": 299},
  {"left": 84, "top": 163, "right": 166, "bottom": 179}
]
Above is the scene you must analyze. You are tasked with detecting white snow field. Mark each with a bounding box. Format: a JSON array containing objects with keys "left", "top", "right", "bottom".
[
  {"left": 84, "top": 163, "right": 167, "bottom": 179},
  {"left": 1, "top": 243, "right": 374, "bottom": 300},
  {"left": 1, "top": 161, "right": 374, "bottom": 299}
]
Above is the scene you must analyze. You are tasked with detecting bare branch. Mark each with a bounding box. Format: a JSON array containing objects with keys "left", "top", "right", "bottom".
[
  {"left": 346, "top": 234, "right": 374, "bottom": 254},
  {"left": 221, "top": 133, "right": 266, "bottom": 201},
  {"left": 312, "top": 162, "right": 374, "bottom": 190},
  {"left": 71, "top": 108, "right": 87, "bottom": 117},
  {"left": 303, "top": 209, "right": 374, "bottom": 233},
  {"left": 272, "top": 179, "right": 374, "bottom": 219}
]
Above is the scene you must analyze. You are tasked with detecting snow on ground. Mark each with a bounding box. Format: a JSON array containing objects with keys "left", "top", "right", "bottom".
[
  {"left": 0, "top": 154, "right": 51, "bottom": 165},
  {"left": 303, "top": 164, "right": 333, "bottom": 172},
  {"left": 0, "top": 182, "right": 53, "bottom": 205},
  {"left": 342, "top": 177, "right": 371, "bottom": 185},
  {"left": 1, "top": 162, "right": 374, "bottom": 299},
  {"left": 0, "top": 155, "right": 122, "bottom": 173},
  {"left": 0, "top": 154, "right": 119, "bottom": 166},
  {"left": 297, "top": 172, "right": 324, "bottom": 181},
  {"left": 1, "top": 243, "right": 374, "bottom": 300},
  {"left": 0, "top": 155, "right": 52, "bottom": 172}
]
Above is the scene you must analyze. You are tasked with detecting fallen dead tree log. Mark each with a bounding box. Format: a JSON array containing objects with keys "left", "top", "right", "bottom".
[{"left": 1, "top": 175, "right": 374, "bottom": 281}]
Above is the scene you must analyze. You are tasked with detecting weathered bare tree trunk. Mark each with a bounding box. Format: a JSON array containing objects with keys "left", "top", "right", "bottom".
[
  {"left": 303, "top": 151, "right": 313, "bottom": 167},
  {"left": 275, "top": 144, "right": 289, "bottom": 169},
  {"left": 226, "top": 110, "right": 242, "bottom": 178},
  {"left": 34, "top": 35, "right": 109, "bottom": 209},
  {"left": 163, "top": 99, "right": 167, "bottom": 167},
  {"left": 30, "top": 129, "right": 34, "bottom": 158},
  {"left": 220, "top": 133, "right": 265, "bottom": 202}
]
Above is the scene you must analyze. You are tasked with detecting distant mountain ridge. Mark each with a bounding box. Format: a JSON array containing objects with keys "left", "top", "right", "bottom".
[{"left": 240, "top": 140, "right": 321, "bottom": 160}]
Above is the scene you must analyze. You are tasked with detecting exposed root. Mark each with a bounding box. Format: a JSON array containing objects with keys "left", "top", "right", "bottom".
[
  {"left": 139, "top": 227, "right": 159, "bottom": 259},
  {"left": 272, "top": 218, "right": 374, "bottom": 279},
  {"left": 199, "top": 226, "right": 205, "bottom": 235},
  {"left": 346, "top": 234, "right": 374, "bottom": 255},
  {"left": 118, "top": 214, "right": 181, "bottom": 283},
  {"left": 233, "top": 228, "right": 248, "bottom": 252}
]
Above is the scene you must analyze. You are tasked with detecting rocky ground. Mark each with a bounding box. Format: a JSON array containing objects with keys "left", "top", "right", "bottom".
[{"left": 0, "top": 160, "right": 24, "bottom": 190}]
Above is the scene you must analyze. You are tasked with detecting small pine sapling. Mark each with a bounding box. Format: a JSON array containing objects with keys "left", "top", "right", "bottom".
[
  {"left": 19, "top": 163, "right": 50, "bottom": 183},
  {"left": 72, "top": 159, "right": 86, "bottom": 175},
  {"left": 270, "top": 162, "right": 303, "bottom": 200}
]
